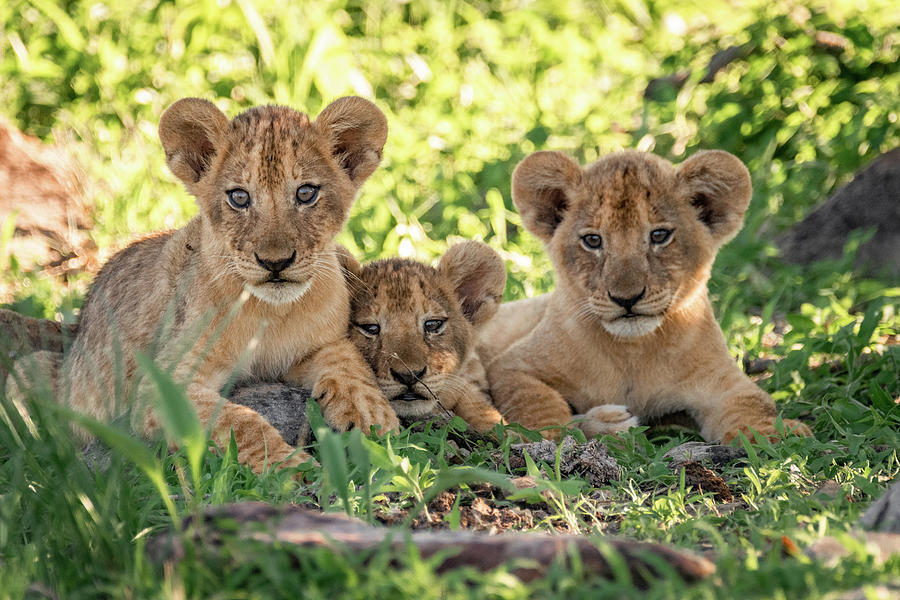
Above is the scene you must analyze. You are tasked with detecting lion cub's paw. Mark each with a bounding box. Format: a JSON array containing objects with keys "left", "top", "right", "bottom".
[
  {"left": 575, "top": 404, "right": 639, "bottom": 438},
  {"left": 318, "top": 379, "right": 400, "bottom": 435},
  {"left": 722, "top": 418, "right": 812, "bottom": 445}
]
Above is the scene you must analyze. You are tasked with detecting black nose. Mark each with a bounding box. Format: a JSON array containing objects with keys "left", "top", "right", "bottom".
[
  {"left": 608, "top": 288, "right": 646, "bottom": 312},
  {"left": 390, "top": 366, "right": 427, "bottom": 387},
  {"left": 255, "top": 250, "right": 296, "bottom": 273}
]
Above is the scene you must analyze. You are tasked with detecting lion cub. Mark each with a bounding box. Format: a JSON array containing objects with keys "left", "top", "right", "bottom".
[
  {"left": 339, "top": 242, "right": 505, "bottom": 433},
  {"left": 482, "top": 150, "right": 812, "bottom": 444},
  {"left": 9, "top": 97, "right": 399, "bottom": 473}
]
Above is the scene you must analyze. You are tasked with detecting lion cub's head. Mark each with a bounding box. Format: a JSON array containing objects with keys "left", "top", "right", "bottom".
[
  {"left": 340, "top": 242, "right": 505, "bottom": 417},
  {"left": 158, "top": 96, "right": 387, "bottom": 305},
  {"left": 513, "top": 150, "right": 751, "bottom": 337}
]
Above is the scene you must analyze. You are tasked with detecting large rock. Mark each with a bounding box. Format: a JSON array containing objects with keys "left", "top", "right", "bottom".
[{"left": 777, "top": 148, "right": 900, "bottom": 279}]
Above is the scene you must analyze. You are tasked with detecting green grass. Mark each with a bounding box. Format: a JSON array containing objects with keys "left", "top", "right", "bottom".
[{"left": 2, "top": 0, "right": 900, "bottom": 597}]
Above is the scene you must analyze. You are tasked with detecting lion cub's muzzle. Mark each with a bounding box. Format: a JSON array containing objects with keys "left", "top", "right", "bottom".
[
  {"left": 590, "top": 287, "right": 672, "bottom": 338},
  {"left": 377, "top": 366, "right": 440, "bottom": 417},
  {"left": 389, "top": 366, "right": 428, "bottom": 402},
  {"left": 255, "top": 250, "right": 296, "bottom": 283},
  {"left": 608, "top": 288, "right": 645, "bottom": 317},
  {"left": 242, "top": 250, "right": 317, "bottom": 305}
]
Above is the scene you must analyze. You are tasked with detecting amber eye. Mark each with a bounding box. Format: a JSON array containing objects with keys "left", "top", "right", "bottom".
[
  {"left": 424, "top": 319, "right": 445, "bottom": 334},
  {"left": 356, "top": 323, "right": 380, "bottom": 337},
  {"left": 581, "top": 233, "right": 602, "bottom": 250},
  {"left": 296, "top": 184, "right": 320, "bottom": 205},
  {"left": 226, "top": 188, "right": 251, "bottom": 209},
  {"left": 650, "top": 228, "right": 673, "bottom": 245}
]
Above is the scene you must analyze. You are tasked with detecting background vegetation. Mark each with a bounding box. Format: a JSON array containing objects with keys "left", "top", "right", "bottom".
[{"left": 1, "top": 0, "right": 898, "bottom": 597}]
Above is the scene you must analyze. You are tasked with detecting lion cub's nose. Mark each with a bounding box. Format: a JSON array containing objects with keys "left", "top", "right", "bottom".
[
  {"left": 255, "top": 250, "right": 296, "bottom": 273},
  {"left": 390, "top": 366, "right": 427, "bottom": 387},
  {"left": 608, "top": 288, "right": 646, "bottom": 312}
]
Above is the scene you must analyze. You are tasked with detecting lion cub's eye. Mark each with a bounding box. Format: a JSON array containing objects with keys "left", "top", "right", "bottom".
[
  {"left": 296, "top": 184, "right": 320, "bottom": 205},
  {"left": 424, "top": 319, "right": 446, "bottom": 334},
  {"left": 226, "top": 188, "right": 252, "bottom": 209},
  {"left": 580, "top": 234, "right": 603, "bottom": 250},
  {"left": 356, "top": 323, "right": 380, "bottom": 337},
  {"left": 650, "top": 228, "right": 673, "bottom": 245}
]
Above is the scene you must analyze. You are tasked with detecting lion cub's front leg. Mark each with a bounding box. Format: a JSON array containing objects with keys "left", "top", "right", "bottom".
[
  {"left": 488, "top": 365, "right": 573, "bottom": 439},
  {"left": 138, "top": 370, "right": 311, "bottom": 473},
  {"left": 186, "top": 384, "right": 311, "bottom": 470},
  {"left": 289, "top": 339, "right": 399, "bottom": 434},
  {"left": 439, "top": 380, "right": 504, "bottom": 433},
  {"left": 697, "top": 374, "right": 812, "bottom": 444}
]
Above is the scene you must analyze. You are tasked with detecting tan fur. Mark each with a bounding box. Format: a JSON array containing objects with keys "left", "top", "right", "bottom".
[
  {"left": 7, "top": 97, "right": 400, "bottom": 473},
  {"left": 339, "top": 242, "right": 506, "bottom": 433},
  {"left": 482, "top": 150, "right": 812, "bottom": 444}
]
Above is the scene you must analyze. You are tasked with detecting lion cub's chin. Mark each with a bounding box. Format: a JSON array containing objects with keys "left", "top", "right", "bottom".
[
  {"left": 390, "top": 398, "right": 439, "bottom": 418},
  {"left": 246, "top": 280, "right": 312, "bottom": 306},
  {"left": 601, "top": 314, "right": 664, "bottom": 338}
]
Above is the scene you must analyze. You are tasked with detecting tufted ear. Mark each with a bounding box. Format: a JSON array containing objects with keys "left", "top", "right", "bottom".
[
  {"left": 438, "top": 241, "right": 507, "bottom": 328},
  {"left": 315, "top": 97, "right": 388, "bottom": 187},
  {"left": 512, "top": 151, "right": 583, "bottom": 243},
  {"left": 158, "top": 98, "right": 229, "bottom": 186},
  {"left": 677, "top": 150, "right": 752, "bottom": 246}
]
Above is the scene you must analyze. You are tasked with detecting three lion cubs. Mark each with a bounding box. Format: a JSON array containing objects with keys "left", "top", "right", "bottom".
[{"left": 9, "top": 97, "right": 809, "bottom": 476}]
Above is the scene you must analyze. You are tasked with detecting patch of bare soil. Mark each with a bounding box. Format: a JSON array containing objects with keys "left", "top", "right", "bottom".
[{"left": 377, "top": 486, "right": 551, "bottom": 533}]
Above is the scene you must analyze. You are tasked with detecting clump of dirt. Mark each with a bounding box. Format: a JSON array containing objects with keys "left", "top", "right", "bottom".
[
  {"left": 501, "top": 436, "right": 620, "bottom": 487},
  {"left": 676, "top": 461, "right": 734, "bottom": 503}
]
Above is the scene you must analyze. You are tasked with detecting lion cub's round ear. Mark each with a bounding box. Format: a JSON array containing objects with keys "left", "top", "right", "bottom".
[
  {"left": 677, "top": 150, "right": 752, "bottom": 246},
  {"left": 438, "top": 241, "right": 507, "bottom": 328},
  {"left": 512, "top": 151, "right": 583, "bottom": 243},
  {"left": 315, "top": 97, "right": 388, "bottom": 187},
  {"left": 158, "top": 98, "right": 229, "bottom": 186}
]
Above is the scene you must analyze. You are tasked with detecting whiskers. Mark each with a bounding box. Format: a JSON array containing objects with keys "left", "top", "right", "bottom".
[
  {"left": 336, "top": 259, "right": 372, "bottom": 296},
  {"left": 208, "top": 257, "right": 241, "bottom": 286},
  {"left": 377, "top": 350, "right": 454, "bottom": 419},
  {"left": 574, "top": 298, "right": 604, "bottom": 324}
]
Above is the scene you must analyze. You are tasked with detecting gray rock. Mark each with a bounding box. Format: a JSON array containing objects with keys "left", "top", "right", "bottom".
[
  {"left": 860, "top": 477, "right": 900, "bottom": 533},
  {"left": 229, "top": 383, "right": 311, "bottom": 447},
  {"left": 777, "top": 148, "right": 900, "bottom": 279},
  {"left": 663, "top": 441, "right": 747, "bottom": 468}
]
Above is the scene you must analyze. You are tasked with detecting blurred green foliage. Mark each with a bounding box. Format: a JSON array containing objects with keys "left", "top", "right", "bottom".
[{"left": 2, "top": 0, "right": 898, "bottom": 311}]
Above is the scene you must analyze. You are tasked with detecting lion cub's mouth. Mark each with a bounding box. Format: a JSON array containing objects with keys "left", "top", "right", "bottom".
[
  {"left": 382, "top": 386, "right": 439, "bottom": 417},
  {"left": 602, "top": 313, "right": 665, "bottom": 337},
  {"left": 246, "top": 278, "right": 312, "bottom": 305},
  {"left": 394, "top": 391, "right": 428, "bottom": 402}
]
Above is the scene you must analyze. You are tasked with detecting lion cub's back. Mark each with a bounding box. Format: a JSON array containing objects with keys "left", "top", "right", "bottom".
[
  {"left": 66, "top": 230, "right": 184, "bottom": 408},
  {"left": 478, "top": 295, "right": 550, "bottom": 363}
]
